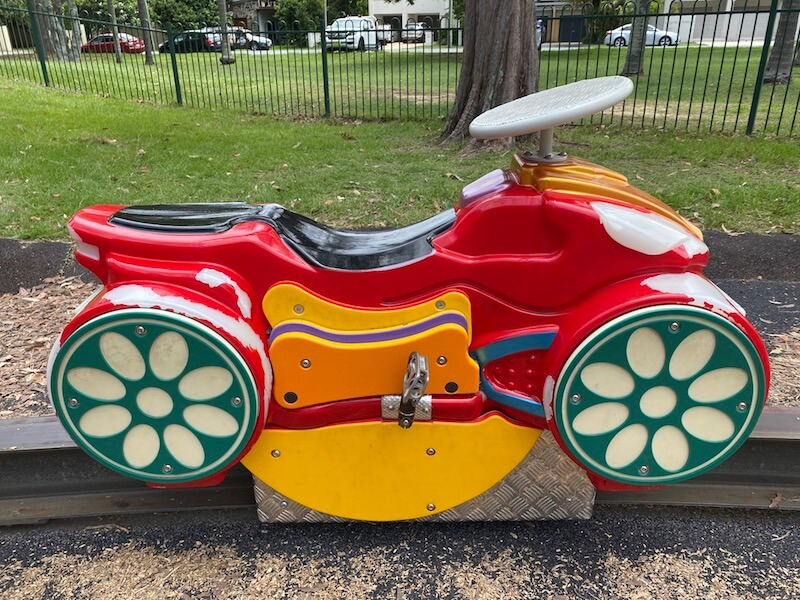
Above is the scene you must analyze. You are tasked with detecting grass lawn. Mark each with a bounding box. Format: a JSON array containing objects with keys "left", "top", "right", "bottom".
[{"left": 0, "top": 80, "right": 797, "bottom": 241}]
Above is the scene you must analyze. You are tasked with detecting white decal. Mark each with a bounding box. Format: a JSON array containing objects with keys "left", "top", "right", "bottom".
[
  {"left": 196, "top": 268, "right": 253, "bottom": 319},
  {"left": 592, "top": 202, "right": 707, "bottom": 258},
  {"left": 642, "top": 273, "right": 746, "bottom": 316}
]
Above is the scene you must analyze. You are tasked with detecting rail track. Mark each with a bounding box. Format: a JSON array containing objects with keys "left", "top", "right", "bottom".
[{"left": 1, "top": 408, "right": 799, "bottom": 526}]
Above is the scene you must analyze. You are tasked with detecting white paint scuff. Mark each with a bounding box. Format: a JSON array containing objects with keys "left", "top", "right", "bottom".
[
  {"left": 195, "top": 268, "right": 253, "bottom": 319},
  {"left": 642, "top": 273, "right": 746, "bottom": 316},
  {"left": 592, "top": 202, "right": 708, "bottom": 258}
]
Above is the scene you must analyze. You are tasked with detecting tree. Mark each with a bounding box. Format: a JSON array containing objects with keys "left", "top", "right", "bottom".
[
  {"left": 763, "top": 0, "right": 799, "bottom": 84},
  {"left": 137, "top": 0, "right": 155, "bottom": 65},
  {"left": 620, "top": 0, "right": 652, "bottom": 76},
  {"left": 145, "top": 0, "right": 219, "bottom": 26},
  {"left": 440, "top": 0, "right": 538, "bottom": 143},
  {"left": 274, "top": 0, "right": 322, "bottom": 29},
  {"left": 326, "top": 0, "right": 367, "bottom": 21}
]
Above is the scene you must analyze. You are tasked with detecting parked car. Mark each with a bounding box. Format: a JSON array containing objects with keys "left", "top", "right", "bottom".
[
  {"left": 201, "top": 26, "right": 273, "bottom": 51},
  {"left": 401, "top": 22, "right": 429, "bottom": 43},
  {"left": 82, "top": 33, "right": 145, "bottom": 54},
  {"left": 158, "top": 31, "right": 221, "bottom": 54},
  {"left": 604, "top": 23, "right": 679, "bottom": 47},
  {"left": 325, "top": 16, "right": 380, "bottom": 52}
]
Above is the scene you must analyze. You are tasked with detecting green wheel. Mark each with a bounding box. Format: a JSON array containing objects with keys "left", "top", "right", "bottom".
[
  {"left": 50, "top": 309, "right": 260, "bottom": 484},
  {"left": 553, "top": 305, "right": 766, "bottom": 485}
]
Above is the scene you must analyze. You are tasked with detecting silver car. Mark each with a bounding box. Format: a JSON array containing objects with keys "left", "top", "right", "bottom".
[{"left": 604, "top": 23, "right": 679, "bottom": 47}]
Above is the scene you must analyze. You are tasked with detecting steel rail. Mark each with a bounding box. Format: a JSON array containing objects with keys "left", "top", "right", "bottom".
[{"left": 1, "top": 408, "right": 799, "bottom": 526}]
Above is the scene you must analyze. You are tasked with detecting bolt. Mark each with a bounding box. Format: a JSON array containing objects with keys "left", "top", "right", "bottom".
[
  {"left": 436, "top": 356, "right": 447, "bottom": 366},
  {"left": 435, "top": 300, "right": 445, "bottom": 310},
  {"left": 638, "top": 465, "right": 649, "bottom": 475},
  {"left": 293, "top": 304, "right": 305, "bottom": 314},
  {"left": 162, "top": 464, "right": 173, "bottom": 473},
  {"left": 737, "top": 401, "right": 748, "bottom": 412},
  {"left": 271, "top": 449, "right": 281, "bottom": 458},
  {"left": 232, "top": 396, "right": 243, "bottom": 407},
  {"left": 300, "top": 359, "right": 311, "bottom": 369},
  {"left": 570, "top": 394, "right": 582, "bottom": 404},
  {"left": 280, "top": 500, "right": 288, "bottom": 508},
  {"left": 135, "top": 325, "right": 147, "bottom": 336},
  {"left": 669, "top": 322, "right": 681, "bottom": 332},
  {"left": 426, "top": 448, "right": 436, "bottom": 456},
  {"left": 427, "top": 503, "right": 436, "bottom": 512},
  {"left": 387, "top": 404, "right": 397, "bottom": 411},
  {"left": 67, "top": 397, "right": 79, "bottom": 407}
]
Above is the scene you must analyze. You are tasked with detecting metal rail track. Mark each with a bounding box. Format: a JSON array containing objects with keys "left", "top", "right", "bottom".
[{"left": 1, "top": 408, "right": 799, "bottom": 526}]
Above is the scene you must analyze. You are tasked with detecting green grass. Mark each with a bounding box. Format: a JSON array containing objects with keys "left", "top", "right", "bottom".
[
  {"left": 2, "top": 40, "right": 798, "bottom": 134},
  {"left": 0, "top": 80, "right": 797, "bottom": 241}
]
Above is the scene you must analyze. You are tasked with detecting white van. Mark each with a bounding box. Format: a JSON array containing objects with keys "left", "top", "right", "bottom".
[{"left": 325, "top": 16, "right": 380, "bottom": 52}]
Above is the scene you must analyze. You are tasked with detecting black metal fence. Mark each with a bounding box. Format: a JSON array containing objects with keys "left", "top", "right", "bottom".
[{"left": 1, "top": 2, "right": 799, "bottom": 135}]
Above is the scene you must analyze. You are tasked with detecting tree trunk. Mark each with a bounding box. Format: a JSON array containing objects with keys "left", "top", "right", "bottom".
[
  {"left": 621, "top": 0, "right": 650, "bottom": 76},
  {"left": 137, "top": 0, "right": 155, "bottom": 66},
  {"left": 218, "top": 0, "right": 235, "bottom": 65},
  {"left": 763, "top": 0, "right": 799, "bottom": 83},
  {"left": 66, "top": 0, "right": 81, "bottom": 61},
  {"left": 106, "top": 0, "right": 123, "bottom": 64},
  {"left": 38, "top": 0, "right": 70, "bottom": 60},
  {"left": 440, "top": 0, "right": 538, "bottom": 143}
]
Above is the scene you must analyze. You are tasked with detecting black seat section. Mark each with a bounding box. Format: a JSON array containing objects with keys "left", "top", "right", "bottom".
[{"left": 110, "top": 203, "right": 456, "bottom": 271}]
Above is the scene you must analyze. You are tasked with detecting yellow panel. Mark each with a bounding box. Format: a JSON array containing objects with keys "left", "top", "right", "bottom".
[
  {"left": 271, "top": 323, "right": 479, "bottom": 407},
  {"left": 263, "top": 285, "right": 472, "bottom": 331},
  {"left": 241, "top": 415, "right": 542, "bottom": 521}
]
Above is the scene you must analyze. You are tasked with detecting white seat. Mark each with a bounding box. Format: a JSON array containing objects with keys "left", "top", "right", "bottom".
[{"left": 469, "top": 76, "right": 634, "bottom": 159}]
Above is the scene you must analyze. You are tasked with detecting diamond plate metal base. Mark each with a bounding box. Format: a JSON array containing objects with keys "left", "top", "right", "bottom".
[{"left": 253, "top": 430, "right": 595, "bottom": 522}]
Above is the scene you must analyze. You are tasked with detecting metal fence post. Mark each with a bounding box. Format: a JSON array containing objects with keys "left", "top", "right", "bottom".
[
  {"left": 746, "top": 0, "right": 780, "bottom": 135},
  {"left": 166, "top": 22, "right": 182, "bottom": 106},
  {"left": 25, "top": 0, "right": 49, "bottom": 87},
  {"left": 320, "top": 18, "right": 330, "bottom": 118}
]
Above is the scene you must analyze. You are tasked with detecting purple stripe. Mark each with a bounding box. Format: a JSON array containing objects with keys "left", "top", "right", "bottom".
[{"left": 269, "top": 312, "right": 469, "bottom": 346}]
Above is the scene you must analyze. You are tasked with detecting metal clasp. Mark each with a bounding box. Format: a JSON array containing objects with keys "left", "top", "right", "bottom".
[{"left": 398, "top": 351, "right": 429, "bottom": 429}]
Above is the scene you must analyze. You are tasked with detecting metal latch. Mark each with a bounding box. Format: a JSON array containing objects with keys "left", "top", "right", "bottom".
[{"left": 397, "top": 351, "right": 429, "bottom": 428}]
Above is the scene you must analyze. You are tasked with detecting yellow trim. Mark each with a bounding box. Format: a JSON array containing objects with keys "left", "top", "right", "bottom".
[
  {"left": 513, "top": 154, "right": 703, "bottom": 240},
  {"left": 264, "top": 284, "right": 472, "bottom": 331},
  {"left": 241, "top": 416, "right": 542, "bottom": 521}
]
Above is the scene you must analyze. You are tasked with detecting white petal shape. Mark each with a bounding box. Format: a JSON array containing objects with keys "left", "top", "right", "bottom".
[
  {"left": 99, "top": 332, "right": 145, "bottom": 380},
  {"left": 605, "top": 424, "right": 648, "bottom": 469},
  {"left": 571, "top": 402, "right": 629, "bottom": 436},
  {"left": 639, "top": 386, "right": 678, "bottom": 419},
  {"left": 669, "top": 330, "right": 716, "bottom": 380},
  {"left": 682, "top": 406, "right": 735, "bottom": 443},
  {"left": 123, "top": 424, "right": 160, "bottom": 469},
  {"left": 67, "top": 368, "right": 126, "bottom": 401},
  {"left": 79, "top": 405, "right": 131, "bottom": 438},
  {"left": 136, "top": 387, "right": 173, "bottom": 418},
  {"left": 149, "top": 332, "right": 189, "bottom": 381},
  {"left": 179, "top": 367, "right": 233, "bottom": 401},
  {"left": 652, "top": 425, "right": 689, "bottom": 472},
  {"left": 163, "top": 424, "right": 205, "bottom": 468},
  {"left": 688, "top": 368, "right": 749, "bottom": 403},
  {"left": 184, "top": 405, "right": 239, "bottom": 437},
  {"left": 626, "top": 328, "right": 665, "bottom": 379},
  {"left": 580, "top": 363, "right": 635, "bottom": 399}
]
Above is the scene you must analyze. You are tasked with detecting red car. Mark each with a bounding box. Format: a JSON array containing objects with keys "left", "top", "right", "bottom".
[
  {"left": 47, "top": 78, "right": 769, "bottom": 522},
  {"left": 81, "top": 33, "right": 145, "bottom": 54}
]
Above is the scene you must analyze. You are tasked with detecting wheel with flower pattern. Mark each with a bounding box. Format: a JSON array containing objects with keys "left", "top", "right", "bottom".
[
  {"left": 49, "top": 308, "right": 261, "bottom": 484},
  {"left": 553, "top": 305, "right": 766, "bottom": 485}
]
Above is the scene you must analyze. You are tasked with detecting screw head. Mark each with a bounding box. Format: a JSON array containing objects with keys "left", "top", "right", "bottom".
[
  {"left": 231, "top": 396, "right": 243, "bottom": 407},
  {"left": 162, "top": 464, "right": 173, "bottom": 473},
  {"left": 300, "top": 359, "right": 311, "bottom": 369},
  {"left": 67, "top": 397, "right": 79, "bottom": 407},
  {"left": 669, "top": 321, "right": 681, "bottom": 332},
  {"left": 435, "top": 300, "right": 445, "bottom": 310},
  {"left": 570, "top": 394, "right": 582, "bottom": 404},
  {"left": 387, "top": 404, "right": 396, "bottom": 411},
  {"left": 426, "top": 448, "right": 436, "bottom": 456},
  {"left": 638, "top": 465, "right": 650, "bottom": 475},
  {"left": 427, "top": 503, "right": 436, "bottom": 511},
  {"left": 280, "top": 500, "right": 288, "bottom": 508},
  {"left": 135, "top": 325, "right": 147, "bottom": 336},
  {"left": 293, "top": 304, "right": 304, "bottom": 314},
  {"left": 737, "top": 401, "right": 748, "bottom": 412},
  {"left": 436, "top": 356, "right": 447, "bottom": 366},
  {"left": 271, "top": 449, "right": 281, "bottom": 458}
]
